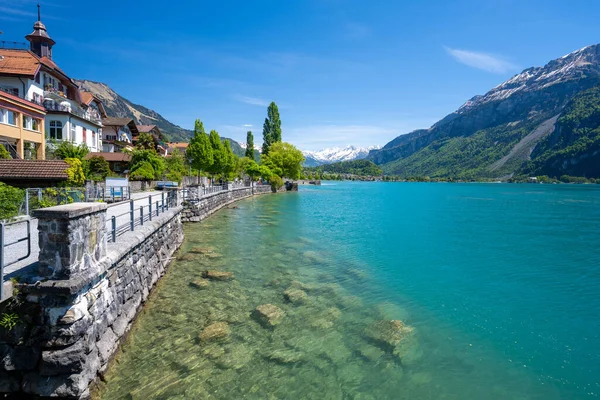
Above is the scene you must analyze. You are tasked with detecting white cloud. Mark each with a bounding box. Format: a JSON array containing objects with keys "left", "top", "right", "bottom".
[
  {"left": 233, "top": 95, "right": 270, "bottom": 107},
  {"left": 444, "top": 47, "right": 518, "bottom": 74},
  {"left": 284, "top": 124, "right": 398, "bottom": 150},
  {"left": 243, "top": 124, "right": 253, "bottom": 127}
]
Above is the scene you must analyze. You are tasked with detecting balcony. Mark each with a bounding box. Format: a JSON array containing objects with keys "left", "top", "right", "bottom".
[{"left": 43, "top": 92, "right": 102, "bottom": 125}]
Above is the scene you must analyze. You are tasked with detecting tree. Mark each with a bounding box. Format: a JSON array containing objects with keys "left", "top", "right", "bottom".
[
  {"left": 165, "top": 148, "right": 186, "bottom": 183},
  {"left": 129, "top": 149, "right": 165, "bottom": 180},
  {"left": 54, "top": 141, "right": 89, "bottom": 160},
  {"left": 0, "top": 146, "right": 11, "bottom": 159},
  {"left": 136, "top": 132, "right": 156, "bottom": 151},
  {"left": 64, "top": 158, "right": 85, "bottom": 186},
  {"left": 261, "top": 101, "right": 282, "bottom": 155},
  {"left": 186, "top": 119, "right": 213, "bottom": 175},
  {"left": 222, "top": 140, "right": 237, "bottom": 179},
  {"left": 245, "top": 131, "right": 254, "bottom": 160},
  {"left": 261, "top": 142, "right": 304, "bottom": 180},
  {"left": 207, "top": 130, "right": 226, "bottom": 179},
  {"left": 87, "top": 156, "right": 111, "bottom": 181}
]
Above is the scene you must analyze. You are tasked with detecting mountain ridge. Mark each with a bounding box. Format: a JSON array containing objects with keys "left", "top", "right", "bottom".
[
  {"left": 302, "top": 145, "right": 380, "bottom": 167},
  {"left": 368, "top": 44, "right": 600, "bottom": 179}
]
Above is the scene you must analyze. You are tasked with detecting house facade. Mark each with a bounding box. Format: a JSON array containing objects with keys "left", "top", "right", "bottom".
[
  {"left": 0, "top": 15, "right": 104, "bottom": 156},
  {"left": 0, "top": 90, "right": 46, "bottom": 159},
  {"left": 101, "top": 117, "right": 138, "bottom": 152}
]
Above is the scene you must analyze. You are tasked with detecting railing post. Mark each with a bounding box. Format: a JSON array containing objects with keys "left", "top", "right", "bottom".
[
  {"left": 140, "top": 206, "right": 144, "bottom": 226},
  {"left": 111, "top": 216, "right": 116, "bottom": 243},
  {"left": 156, "top": 201, "right": 159, "bottom": 216},
  {"left": 1, "top": 222, "right": 5, "bottom": 300},
  {"left": 120, "top": 186, "right": 124, "bottom": 202},
  {"left": 130, "top": 200, "right": 134, "bottom": 231},
  {"left": 161, "top": 192, "right": 165, "bottom": 212},
  {"left": 148, "top": 195, "right": 152, "bottom": 221},
  {"left": 25, "top": 189, "right": 29, "bottom": 216},
  {"left": 111, "top": 188, "right": 115, "bottom": 203}
]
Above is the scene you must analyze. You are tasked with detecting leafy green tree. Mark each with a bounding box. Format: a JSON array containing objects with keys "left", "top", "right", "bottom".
[
  {"left": 186, "top": 119, "right": 213, "bottom": 175},
  {"left": 129, "top": 149, "right": 165, "bottom": 180},
  {"left": 136, "top": 132, "right": 156, "bottom": 151},
  {"left": 87, "top": 156, "right": 111, "bottom": 180},
  {"left": 0, "top": 183, "right": 24, "bottom": 221},
  {"left": 0, "top": 146, "right": 11, "bottom": 159},
  {"left": 64, "top": 158, "right": 85, "bottom": 186},
  {"left": 54, "top": 141, "right": 89, "bottom": 160},
  {"left": 222, "top": 140, "right": 237, "bottom": 179},
  {"left": 245, "top": 131, "right": 254, "bottom": 160},
  {"left": 207, "top": 130, "right": 226, "bottom": 179},
  {"left": 261, "top": 101, "right": 282, "bottom": 154},
  {"left": 165, "top": 148, "right": 186, "bottom": 183},
  {"left": 262, "top": 142, "right": 304, "bottom": 180}
]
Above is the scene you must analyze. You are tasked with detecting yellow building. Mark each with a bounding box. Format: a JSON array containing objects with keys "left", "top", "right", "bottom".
[{"left": 0, "top": 90, "right": 46, "bottom": 159}]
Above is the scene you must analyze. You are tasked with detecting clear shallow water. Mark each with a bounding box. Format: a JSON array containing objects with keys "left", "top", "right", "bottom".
[{"left": 97, "top": 182, "right": 600, "bottom": 399}]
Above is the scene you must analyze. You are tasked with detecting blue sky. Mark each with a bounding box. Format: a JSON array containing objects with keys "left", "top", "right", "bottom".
[{"left": 1, "top": 0, "right": 598, "bottom": 150}]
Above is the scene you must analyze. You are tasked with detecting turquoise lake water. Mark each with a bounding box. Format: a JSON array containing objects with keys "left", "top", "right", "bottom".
[{"left": 98, "top": 182, "right": 600, "bottom": 399}]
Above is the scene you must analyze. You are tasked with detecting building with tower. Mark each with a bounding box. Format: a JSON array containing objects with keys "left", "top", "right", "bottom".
[{"left": 0, "top": 5, "right": 105, "bottom": 158}]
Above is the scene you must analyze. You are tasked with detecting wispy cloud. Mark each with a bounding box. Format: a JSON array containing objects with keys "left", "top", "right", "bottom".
[
  {"left": 243, "top": 124, "right": 253, "bottom": 127},
  {"left": 233, "top": 95, "right": 270, "bottom": 107},
  {"left": 285, "top": 124, "right": 398, "bottom": 150},
  {"left": 444, "top": 47, "right": 518, "bottom": 74}
]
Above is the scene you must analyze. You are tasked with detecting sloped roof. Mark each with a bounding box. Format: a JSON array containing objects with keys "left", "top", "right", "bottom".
[
  {"left": 102, "top": 117, "right": 133, "bottom": 126},
  {"left": 0, "top": 160, "right": 68, "bottom": 180},
  {"left": 0, "top": 49, "right": 40, "bottom": 77},
  {"left": 85, "top": 152, "right": 132, "bottom": 162},
  {"left": 80, "top": 91, "right": 94, "bottom": 106},
  {"left": 136, "top": 125, "right": 157, "bottom": 133}
]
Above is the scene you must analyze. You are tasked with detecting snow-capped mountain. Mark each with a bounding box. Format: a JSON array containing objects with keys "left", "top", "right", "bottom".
[{"left": 302, "top": 145, "right": 381, "bottom": 167}]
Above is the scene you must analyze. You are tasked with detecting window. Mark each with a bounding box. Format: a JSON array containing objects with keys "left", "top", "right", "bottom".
[
  {"left": 49, "top": 120, "right": 63, "bottom": 140},
  {"left": 32, "top": 118, "right": 39, "bottom": 132},
  {"left": 6, "top": 110, "right": 16, "bottom": 125},
  {"left": 92, "top": 130, "right": 96, "bottom": 145},
  {"left": 35, "top": 73, "right": 40, "bottom": 84},
  {"left": 71, "top": 123, "right": 76, "bottom": 141},
  {"left": 22, "top": 115, "right": 34, "bottom": 130},
  {"left": 83, "top": 128, "right": 87, "bottom": 144}
]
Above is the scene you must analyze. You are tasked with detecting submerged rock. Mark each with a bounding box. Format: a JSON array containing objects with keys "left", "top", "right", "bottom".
[
  {"left": 202, "top": 270, "right": 234, "bottom": 281},
  {"left": 189, "top": 246, "right": 216, "bottom": 254},
  {"left": 177, "top": 253, "right": 196, "bottom": 262},
  {"left": 364, "top": 320, "right": 414, "bottom": 351},
  {"left": 201, "top": 343, "right": 225, "bottom": 359},
  {"left": 283, "top": 288, "right": 307, "bottom": 304},
  {"left": 392, "top": 337, "right": 423, "bottom": 366},
  {"left": 190, "top": 279, "right": 209, "bottom": 289},
  {"left": 199, "top": 322, "right": 230, "bottom": 342},
  {"left": 215, "top": 344, "right": 254, "bottom": 370},
  {"left": 253, "top": 304, "right": 285, "bottom": 328}
]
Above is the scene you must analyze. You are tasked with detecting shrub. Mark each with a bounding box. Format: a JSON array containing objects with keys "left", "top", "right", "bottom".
[{"left": 0, "top": 183, "right": 24, "bottom": 221}]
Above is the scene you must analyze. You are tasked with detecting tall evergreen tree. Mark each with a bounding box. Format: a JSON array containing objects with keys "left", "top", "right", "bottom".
[
  {"left": 186, "top": 119, "right": 213, "bottom": 174},
  {"left": 223, "top": 140, "right": 237, "bottom": 178},
  {"left": 268, "top": 102, "right": 282, "bottom": 143},
  {"left": 261, "top": 101, "right": 282, "bottom": 155},
  {"left": 245, "top": 131, "right": 254, "bottom": 160}
]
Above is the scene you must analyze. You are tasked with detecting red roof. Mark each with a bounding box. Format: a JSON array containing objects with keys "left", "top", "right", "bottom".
[
  {"left": 0, "top": 160, "right": 68, "bottom": 180},
  {"left": 0, "top": 49, "right": 40, "bottom": 77}
]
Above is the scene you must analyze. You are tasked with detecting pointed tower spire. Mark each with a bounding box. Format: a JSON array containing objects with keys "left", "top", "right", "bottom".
[{"left": 25, "top": 3, "right": 56, "bottom": 59}]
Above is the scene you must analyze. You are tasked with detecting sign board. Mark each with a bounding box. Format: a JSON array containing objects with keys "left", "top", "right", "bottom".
[{"left": 106, "top": 177, "right": 129, "bottom": 196}]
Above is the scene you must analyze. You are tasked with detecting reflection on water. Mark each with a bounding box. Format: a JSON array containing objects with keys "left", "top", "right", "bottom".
[{"left": 97, "top": 183, "right": 600, "bottom": 399}]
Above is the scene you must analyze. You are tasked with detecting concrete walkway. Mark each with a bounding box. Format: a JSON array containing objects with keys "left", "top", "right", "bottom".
[{"left": 2, "top": 191, "right": 163, "bottom": 280}]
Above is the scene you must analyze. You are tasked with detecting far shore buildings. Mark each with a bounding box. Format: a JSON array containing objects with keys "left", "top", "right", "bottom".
[{"left": 0, "top": 10, "right": 105, "bottom": 158}]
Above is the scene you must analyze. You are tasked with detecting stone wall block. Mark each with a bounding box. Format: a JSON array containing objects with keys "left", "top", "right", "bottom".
[{"left": 39, "top": 340, "right": 87, "bottom": 376}]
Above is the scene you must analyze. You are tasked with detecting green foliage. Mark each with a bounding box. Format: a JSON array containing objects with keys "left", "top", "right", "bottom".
[
  {"left": 129, "top": 149, "right": 165, "bottom": 181},
  {"left": 262, "top": 102, "right": 282, "bottom": 155},
  {"left": 0, "top": 313, "right": 19, "bottom": 331},
  {"left": 268, "top": 174, "right": 284, "bottom": 190},
  {"left": 0, "top": 183, "right": 24, "bottom": 221},
  {"left": 261, "top": 142, "right": 304, "bottom": 180},
  {"left": 207, "top": 130, "right": 226, "bottom": 176},
  {"left": 306, "top": 159, "right": 383, "bottom": 177},
  {"left": 245, "top": 131, "right": 255, "bottom": 160},
  {"left": 0, "top": 146, "right": 11, "bottom": 159},
  {"left": 165, "top": 148, "right": 186, "bottom": 183},
  {"left": 136, "top": 132, "right": 156, "bottom": 151},
  {"left": 64, "top": 158, "right": 85, "bottom": 186},
  {"left": 242, "top": 158, "right": 273, "bottom": 180},
  {"left": 87, "top": 156, "right": 111, "bottom": 181},
  {"left": 53, "top": 141, "right": 89, "bottom": 160},
  {"left": 222, "top": 140, "right": 237, "bottom": 179},
  {"left": 187, "top": 119, "right": 214, "bottom": 173}
]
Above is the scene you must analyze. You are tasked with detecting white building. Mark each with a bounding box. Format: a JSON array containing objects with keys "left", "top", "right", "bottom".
[
  {"left": 101, "top": 117, "right": 138, "bottom": 152},
  {"left": 0, "top": 11, "right": 105, "bottom": 156}
]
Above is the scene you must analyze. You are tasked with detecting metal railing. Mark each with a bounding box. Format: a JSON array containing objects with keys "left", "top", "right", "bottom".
[
  {"left": 105, "top": 190, "right": 179, "bottom": 243},
  {"left": 0, "top": 220, "right": 31, "bottom": 300}
]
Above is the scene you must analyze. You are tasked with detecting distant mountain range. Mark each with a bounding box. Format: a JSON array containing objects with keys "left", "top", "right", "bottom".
[
  {"left": 367, "top": 44, "right": 600, "bottom": 179},
  {"left": 76, "top": 80, "right": 252, "bottom": 158},
  {"left": 303, "top": 145, "right": 380, "bottom": 167}
]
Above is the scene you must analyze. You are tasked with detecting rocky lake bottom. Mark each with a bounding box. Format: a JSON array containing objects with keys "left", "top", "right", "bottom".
[{"left": 95, "top": 183, "right": 600, "bottom": 399}]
